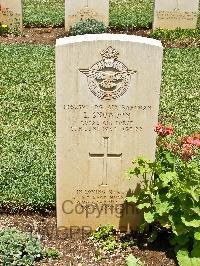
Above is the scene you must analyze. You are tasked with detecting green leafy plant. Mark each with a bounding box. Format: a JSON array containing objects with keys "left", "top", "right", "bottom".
[
  {"left": 177, "top": 249, "right": 200, "bottom": 266},
  {"left": 91, "top": 225, "right": 137, "bottom": 259},
  {"left": 0, "top": 228, "right": 43, "bottom": 265},
  {"left": 121, "top": 239, "right": 136, "bottom": 250},
  {"left": 127, "top": 124, "right": 200, "bottom": 265},
  {"left": 43, "top": 247, "right": 61, "bottom": 259},
  {"left": 92, "top": 225, "right": 116, "bottom": 241},
  {"left": 0, "top": 228, "right": 60, "bottom": 265},
  {"left": 126, "top": 254, "right": 144, "bottom": 266},
  {"left": 0, "top": 23, "right": 9, "bottom": 35},
  {"left": 91, "top": 225, "right": 117, "bottom": 253},
  {"left": 69, "top": 19, "right": 107, "bottom": 36}
]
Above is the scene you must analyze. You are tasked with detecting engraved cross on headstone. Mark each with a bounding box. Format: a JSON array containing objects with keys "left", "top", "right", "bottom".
[{"left": 89, "top": 137, "right": 122, "bottom": 186}]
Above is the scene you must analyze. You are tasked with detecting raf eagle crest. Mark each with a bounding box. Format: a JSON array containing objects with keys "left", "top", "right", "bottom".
[{"left": 80, "top": 47, "right": 136, "bottom": 101}]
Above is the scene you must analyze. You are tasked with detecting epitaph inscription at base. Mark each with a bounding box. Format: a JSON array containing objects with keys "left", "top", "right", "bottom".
[{"left": 56, "top": 34, "right": 163, "bottom": 231}]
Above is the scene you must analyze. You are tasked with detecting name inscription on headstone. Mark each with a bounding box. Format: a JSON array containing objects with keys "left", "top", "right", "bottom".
[{"left": 64, "top": 104, "right": 152, "bottom": 133}]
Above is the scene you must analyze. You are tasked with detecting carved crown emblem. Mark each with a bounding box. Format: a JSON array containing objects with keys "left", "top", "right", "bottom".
[
  {"left": 101, "top": 47, "right": 119, "bottom": 60},
  {"left": 80, "top": 46, "right": 136, "bottom": 101}
]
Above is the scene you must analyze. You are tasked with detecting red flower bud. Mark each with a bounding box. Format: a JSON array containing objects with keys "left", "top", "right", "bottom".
[{"left": 154, "top": 123, "right": 174, "bottom": 137}]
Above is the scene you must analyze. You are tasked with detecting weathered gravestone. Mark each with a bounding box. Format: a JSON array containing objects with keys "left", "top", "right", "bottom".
[
  {"left": 65, "top": 0, "right": 109, "bottom": 31},
  {"left": 0, "top": 0, "right": 22, "bottom": 32},
  {"left": 56, "top": 34, "right": 163, "bottom": 231},
  {"left": 153, "top": 0, "right": 199, "bottom": 30}
]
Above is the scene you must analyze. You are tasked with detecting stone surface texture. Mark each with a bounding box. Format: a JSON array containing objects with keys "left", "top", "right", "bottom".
[
  {"left": 65, "top": 0, "right": 109, "bottom": 31},
  {"left": 56, "top": 34, "right": 163, "bottom": 231},
  {"left": 0, "top": 0, "right": 22, "bottom": 31},
  {"left": 153, "top": 0, "right": 199, "bottom": 30}
]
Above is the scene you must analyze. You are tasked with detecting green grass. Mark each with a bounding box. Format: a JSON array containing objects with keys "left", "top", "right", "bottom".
[
  {"left": 109, "top": 0, "right": 153, "bottom": 29},
  {"left": 160, "top": 49, "right": 200, "bottom": 136},
  {"left": 0, "top": 45, "right": 199, "bottom": 211},
  {"left": 0, "top": 45, "right": 55, "bottom": 211},
  {"left": 23, "top": 0, "right": 65, "bottom": 27},
  {"left": 150, "top": 28, "right": 200, "bottom": 48}
]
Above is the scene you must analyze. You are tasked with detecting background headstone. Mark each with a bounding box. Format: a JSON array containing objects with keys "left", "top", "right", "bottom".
[
  {"left": 0, "top": 0, "right": 22, "bottom": 32},
  {"left": 56, "top": 34, "right": 163, "bottom": 231},
  {"left": 65, "top": 0, "right": 109, "bottom": 31},
  {"left": 153, "top": 0, "right": 199, "bottom": 30}
]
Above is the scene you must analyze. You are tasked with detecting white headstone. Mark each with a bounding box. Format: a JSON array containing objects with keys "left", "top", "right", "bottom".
[
  {"left": 153, "top": 0, "right": 199, "bottom": 30},
  {"left": 0, "top": 0, "right": 22, "bottom": 32},
  {"left": 65, "top": 0, "right": 109, "bottom": 31},
  {"left": 56, "top": 34, "right": 163, "bottom": 231}
]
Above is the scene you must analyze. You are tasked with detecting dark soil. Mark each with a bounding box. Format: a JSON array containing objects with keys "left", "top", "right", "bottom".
[
  {"left": 0, "top": 213, "right": 177, "bottom": 266},
  {"left": 0, "top": 27, "right": 199, "bottom": 48},
  {"left": 0, "top": 27, "right": 151, "bottom": 46},
  {"left": 0, "top": 27, "right": 66, "bottom": 45}
]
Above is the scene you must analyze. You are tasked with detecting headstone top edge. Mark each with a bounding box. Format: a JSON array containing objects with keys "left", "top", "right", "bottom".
[{"left": 56, "top": 34, "right": 163, "bottom": 48}]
